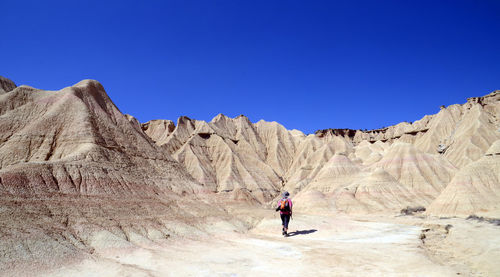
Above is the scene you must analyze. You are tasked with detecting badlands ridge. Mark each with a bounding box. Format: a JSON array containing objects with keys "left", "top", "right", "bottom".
[
  {"left": 0, "top": 76, "right": 499, "bottom": 276},
  {"left": 141, "top": 85, "right": 499, "bottom": 217}
]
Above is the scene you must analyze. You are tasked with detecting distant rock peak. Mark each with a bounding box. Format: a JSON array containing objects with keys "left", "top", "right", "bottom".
[
  {"left": 0, "top": 76, "right": 17, "bottom": 93},
  {"left": 464, "top": 90, "right": 498, "bottom": 108},
  {"left": 315, "top": 128, "right": 359, "bottom": 138}
]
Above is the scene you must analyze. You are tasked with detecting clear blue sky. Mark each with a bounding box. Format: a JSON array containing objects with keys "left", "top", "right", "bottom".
[{"left": 2, "top": 0, "right": 499, "bottom": 134}]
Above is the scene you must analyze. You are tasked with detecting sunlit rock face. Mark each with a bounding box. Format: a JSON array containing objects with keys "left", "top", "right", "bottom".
[
  {"left": 144, "top": 90, "right": 499, "bottom": 216},
  {"left": 0, "top": 78, "right": 201, "bottom": 197},
  {"left": 427, "top": 139, "right": 500, "bottom": 217},
  {"left": 0, "top": 77, "right": 211, "bottom": 274},
  {"left": 0, "top": 76, "right": 498, "bottom": 275}
]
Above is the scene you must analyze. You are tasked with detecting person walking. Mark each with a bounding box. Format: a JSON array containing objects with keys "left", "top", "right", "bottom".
[{"left": 276, "top": 191, "right": 293, "bottom": 237}]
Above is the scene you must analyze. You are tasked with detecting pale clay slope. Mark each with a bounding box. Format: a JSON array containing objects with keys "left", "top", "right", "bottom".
[
  {"left": 427, "top": 139, "right": 500, "bottom": 217},
  {"left": 143, "top": 90, "right": 498, "bottom": 216},
  {"left": 414, "top": 94, "right": 500, "bottom": 168},
  {"left": 334, "top": 168, "right": 428, "bottom": 214},
  {"left": 156, "top": 115, "right": 283, "bottom": 202},
  {"left": 372, "top": 142, "right": 457, "bottom": 200},
  {"left": 0, "top": 79, "right": 200, "bottom": 196},
  {"left": 0, "top": 78, "right": 225, "bottom": 275},
  {"left": 1, "top": 76, "right": 499, "bottom": 276}
]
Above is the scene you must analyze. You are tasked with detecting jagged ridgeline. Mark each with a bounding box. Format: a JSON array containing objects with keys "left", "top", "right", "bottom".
[
  {"left": 142, "top": 89, "right": 499, "bottom": 217},
  {"left": 1, "top": 76, "right": 499, "bottom": 219},
  {"left": 0, "top": 77, "right": 225, "bottom": 274},
  {"left": 0, "top": 78, "right": 201, "bottom": 196},
  {"left": 0, "top": 76, "right": 499, "bottom": 274}
]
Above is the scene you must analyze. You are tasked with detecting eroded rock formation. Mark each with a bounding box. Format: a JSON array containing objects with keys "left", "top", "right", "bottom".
[
  {"left": 0, "top": 76, "right": 498, "bottom": 274},
  {"left": 0, "top": 77, "right": 212, "bottom": 274},
  {"left": 142, "top": 90, "right": 499, "bottom": 216}
]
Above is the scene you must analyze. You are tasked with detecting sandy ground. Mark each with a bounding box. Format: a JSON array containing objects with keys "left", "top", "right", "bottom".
[{"left": 39, "top": 209, "right": 500, "bottom": 277}]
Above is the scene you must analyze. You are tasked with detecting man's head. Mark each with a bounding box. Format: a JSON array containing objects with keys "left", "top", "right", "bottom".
[{"left": 282, "top": 191, "right": 290, "bottom": 198}]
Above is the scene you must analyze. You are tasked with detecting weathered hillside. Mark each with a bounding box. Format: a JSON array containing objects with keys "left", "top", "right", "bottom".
[{"left": 143, "top": 91, "right": 500, "bottom": 216}]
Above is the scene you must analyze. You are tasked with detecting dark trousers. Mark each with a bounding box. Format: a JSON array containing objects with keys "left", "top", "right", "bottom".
[{"left": 280, "top": 214, "right": 290, "bottom": 229}]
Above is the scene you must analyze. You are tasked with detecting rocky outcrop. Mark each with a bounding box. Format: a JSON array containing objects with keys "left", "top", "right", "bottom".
[
  {"left": 0, "top": 76, "right": 16, "bottom": 94},
  {"left": 141, "top": 119, "right": 176, "bottom": 143},
  {"left": 0, "top": 79, "right": 201, "bottom": 197},
  {"left": 140, "top": 90, "right": 498, "bottom": 215},
  {"left": 142, "top": 115, "right": 287, "bottom": 202},
  {"left": 1, "top": 76, "right": 498, "bottom": 275},
  {"left": 0, "top": 77, "right": 221, "bottom": 274},
  {"left": 4, "top": 75, "right": 497, "bottom": 219},
  {"left": 413, "top": 91, "right": 500, "bottom": 168},
  {"left": 315, "top": 91, "right": 499, "bottom": 170},
  {"left": 284, "top": 134, "right": 352, "bottom": 194},
  {"left": 426, "top": 140, "right": 500, "bottom": 217}
]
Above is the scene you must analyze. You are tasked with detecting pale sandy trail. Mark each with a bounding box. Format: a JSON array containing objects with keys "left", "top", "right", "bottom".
[{"left": 46, "top": 213, "right": 459, "bottom": 277}]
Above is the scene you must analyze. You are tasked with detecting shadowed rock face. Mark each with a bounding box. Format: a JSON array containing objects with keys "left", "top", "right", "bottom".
[
  {"left": 0, "top": 76, "right": 16, "bottom": 94},
  {"left": 141, "top": 119, "right": 176, "bottom": 143}
]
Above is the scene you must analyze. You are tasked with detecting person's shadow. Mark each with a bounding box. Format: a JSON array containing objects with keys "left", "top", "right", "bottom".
[{"left": 287, "top": 229, "right": 317, "bottom": 237}]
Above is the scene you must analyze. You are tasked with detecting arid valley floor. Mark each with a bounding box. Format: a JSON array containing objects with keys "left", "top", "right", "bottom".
[{"left": 43, "top": 209, "right": 500, "bottom": 277}]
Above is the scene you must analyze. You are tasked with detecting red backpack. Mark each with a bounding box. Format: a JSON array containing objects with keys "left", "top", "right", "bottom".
[{"left": 279, "top": 198, "right": 291, "bottom": 212}]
